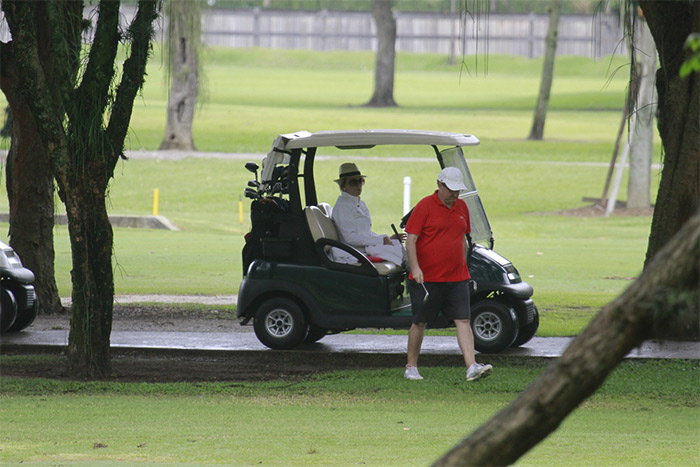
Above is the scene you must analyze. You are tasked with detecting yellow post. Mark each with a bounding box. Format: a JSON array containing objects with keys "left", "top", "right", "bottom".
[
  {"left": 153, "top": 188, "right": 159, "bottom": 216},
  {"left": 239, "top": 195, "right": 244, "bottom": 224}
]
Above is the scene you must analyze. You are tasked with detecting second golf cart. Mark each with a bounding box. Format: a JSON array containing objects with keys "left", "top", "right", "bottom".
[
  {"left": 237, "top": 130, "right": 538, "bottom": 353},
  {"left": 0, "top": 241, "right": 39, "bottom": 333}
]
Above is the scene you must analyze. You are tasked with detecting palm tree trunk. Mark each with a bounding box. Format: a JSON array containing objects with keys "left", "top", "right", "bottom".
[
  {"left": 527, "top": 0, "right": 562, "bottom": 141},
  {"left": 366, "top": 0, "right": 397, "bottom": 107},
  {"left": 159, "top": 0, "right": 200, "bottom": 150}
]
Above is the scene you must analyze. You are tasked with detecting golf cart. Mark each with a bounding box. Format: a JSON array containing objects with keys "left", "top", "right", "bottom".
[
  {"left": 0, "top": 241, "right": 39, "bottom": 333},
  {"left": 237, "top": 130, "right": 538, "bottom": 353}
]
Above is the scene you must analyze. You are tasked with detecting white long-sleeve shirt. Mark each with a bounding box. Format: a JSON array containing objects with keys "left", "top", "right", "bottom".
[
  {"left": 331, "top": 191, "right": 404, "bottom": 265},
  {"left": 332, "top": 191, "right": 385, "bottom": 249}
]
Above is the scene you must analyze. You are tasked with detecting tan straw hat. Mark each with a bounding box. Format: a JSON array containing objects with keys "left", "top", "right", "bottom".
[{"left": 334, "top": 162, "right": 367, "bottom": 183}]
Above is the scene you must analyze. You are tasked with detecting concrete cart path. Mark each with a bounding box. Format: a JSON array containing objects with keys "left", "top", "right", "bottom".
[{"left": 2, "top": 330, "right": 698, "bottom": 360}]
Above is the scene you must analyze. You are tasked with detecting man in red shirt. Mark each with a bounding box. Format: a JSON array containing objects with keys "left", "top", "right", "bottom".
[{"left": 403, "top": 167, "right": 493, "bottom": 381}]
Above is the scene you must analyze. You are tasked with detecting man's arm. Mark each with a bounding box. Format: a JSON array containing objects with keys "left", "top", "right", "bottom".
[{"left": 406, "top": 233, "right": 423, "bottom": 283}]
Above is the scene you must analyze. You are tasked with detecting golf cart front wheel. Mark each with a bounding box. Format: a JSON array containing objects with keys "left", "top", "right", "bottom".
[
  {"left": 0, "top": 287, "right": 18, "bottom": 333},
  {"left": 511, "top": 305, "right": 539, "bottom": 347},
  {"left": 5, "top": 286, "right": 38, "bottom": 333},
  {"left": 253, "top": 297, "right": 307, "bottom": 350},
  {"left": 471, "top": 299, "right": 518, "bottom": 353}
]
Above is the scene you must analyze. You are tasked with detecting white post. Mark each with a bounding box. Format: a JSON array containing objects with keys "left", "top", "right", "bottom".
[
  {"left": 403, "top": 176, "right": 412, "bottom": 215},
  {"left": 606, "top": 111, "right": 637, "bottom": 217}
]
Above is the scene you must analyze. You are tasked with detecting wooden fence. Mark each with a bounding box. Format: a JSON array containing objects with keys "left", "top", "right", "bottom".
[
  {"left": 201, "top": 8, "right": 626, "bottom": 58},
  {"left": 0, "top": 7, "right": 626, "bottom": 59}
]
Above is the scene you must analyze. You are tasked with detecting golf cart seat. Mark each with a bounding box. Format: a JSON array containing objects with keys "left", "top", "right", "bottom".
[
  {"left": 304, "top": 205, "right": 401, "bottom": 277},
  {"left": 318, "top": 202, "right": 333, "bottom": 217}
]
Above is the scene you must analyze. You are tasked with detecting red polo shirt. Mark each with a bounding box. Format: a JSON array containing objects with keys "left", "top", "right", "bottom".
[{"left": 405, "top": 191, "right": 470, "bottom": 282}]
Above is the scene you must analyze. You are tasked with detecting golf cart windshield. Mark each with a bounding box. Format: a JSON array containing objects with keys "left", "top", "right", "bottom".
[{"left": 439, "top": 147, "right": 494, "bottom": 249}]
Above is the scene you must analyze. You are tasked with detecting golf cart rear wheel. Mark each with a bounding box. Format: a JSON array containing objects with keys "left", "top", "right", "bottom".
[
  {"left": 471, "top": 299, "right": 518, "bottom": 353},
  {"left": 253, "top": 297, "right": 307, "bottom": 350}
]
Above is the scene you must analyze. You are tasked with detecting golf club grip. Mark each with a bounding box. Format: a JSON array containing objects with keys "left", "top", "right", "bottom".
[{"left": 391, "top": 224, "right": 402, "bottom": 244}]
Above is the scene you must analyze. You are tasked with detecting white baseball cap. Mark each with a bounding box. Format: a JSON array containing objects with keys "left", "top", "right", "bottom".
[{"left": 437, "top": 167, "right": 467, "bottom": 191}]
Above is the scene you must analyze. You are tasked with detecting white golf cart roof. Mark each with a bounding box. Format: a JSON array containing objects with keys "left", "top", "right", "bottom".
[
  {"left": 272, "top": 129, "right": 479, "bottom": 151},
  {"left": 262, "top": 130, "right": 480, "bottom": 182}
]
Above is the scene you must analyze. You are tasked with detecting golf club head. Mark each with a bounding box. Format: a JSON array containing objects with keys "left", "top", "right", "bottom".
[
  {"left": 244, "top": 187, "right": 258, "bottom": 200},
  {"left": 245, "top": 161, "right": 259, "bottom": 174},
  {"left": 245, "top": 161, "right": 260, "bottom": 183},
  {"left": 421, "top": 282, "right": 429, "bottom": 304}
]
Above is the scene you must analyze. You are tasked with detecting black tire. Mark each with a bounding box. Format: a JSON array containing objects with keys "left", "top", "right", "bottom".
[
  {"left": 6, "top": 291, "right": 38, "bottom": 333},
  {"left": 471, "top": 298, "right": 518, "bottom": 353},
  {"left": 304, "top": 325, "right": 328, "bottom": 343},
  {"left": 0, "top": 288, "right": 18, "bottom": 333},
  {"left": 253, "top": 297, "right": 307, "bottom": 350},
  {"left": 511, "top": 305, "right": 539, "bottom": 347}
]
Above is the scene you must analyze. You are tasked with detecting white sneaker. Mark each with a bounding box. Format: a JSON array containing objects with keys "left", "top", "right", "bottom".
[
  {"left": 466, "top": 363, "right": 493, "bottom": 381},
  {"left": 404, "top": 365, "right": 424, "bottom": 380}
]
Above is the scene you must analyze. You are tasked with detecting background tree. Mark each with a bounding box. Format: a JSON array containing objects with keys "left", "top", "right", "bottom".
[
  {"left": 527, "top": 0, "right": 562, "bottom": 141},
  {"left": 159, "top": 0, "right": 201, "bottom": 151},
  {"left": 0, "top": 0, "right": 161, "bottom": 379},
  {"left": 365, "top": 0, "right": 398, "bottom": 107},
  {"left": 1, "top": 29, "right": 65, "bottom": 316},
  {"left": 0, "top": 108, "right": 11, "bottom": 137},
  {"left": 641, "top": 0, "right": 699, "bottom": 265},
  {"left": 434, "top": 1, "right": 699, "bottom": 464}
]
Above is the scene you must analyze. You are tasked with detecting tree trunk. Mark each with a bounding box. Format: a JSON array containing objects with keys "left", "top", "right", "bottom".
[
  {"left": 627, "top": 18, "right": 657, "bottom": 210},
  {"left": 641, "top": 0, "right": 700, "bottom": 266},
  {"left": 6, "top": 109, "right": 65, "bottom": 315},
  {"left": 159, "top": 0, "right": 199, "bottom": 151},
  {"left": 434, "top": 211, "right": 699, "bottom": 466},
  {"left": 65, "top": 189, "right": 115, "bottom": 379},
  {"left": 65, "top": 0, "right": 159, "bottom": 379},
  {"left": 366, "top": 0, "right": 397, "bottom": 107},
  {"left": 527, "top": 0, "right": 562, "bottom": 141},
  {"left": 0, "top": 26, "right": 65, "bottom": 316}
]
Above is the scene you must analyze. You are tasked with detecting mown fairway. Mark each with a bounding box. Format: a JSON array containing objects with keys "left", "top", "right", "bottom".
[{"left": 1, "top": 359, "right": 698, "bottom": 465}]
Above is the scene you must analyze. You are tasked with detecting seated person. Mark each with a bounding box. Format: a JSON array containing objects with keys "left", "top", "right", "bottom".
[{"left": 331, "top": 162, "right": 405, "bottom": 266}]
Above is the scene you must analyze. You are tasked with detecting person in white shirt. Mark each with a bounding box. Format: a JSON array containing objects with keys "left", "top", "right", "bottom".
[{"left": 331, "top": 163, "right": 405, "bottom": 266}]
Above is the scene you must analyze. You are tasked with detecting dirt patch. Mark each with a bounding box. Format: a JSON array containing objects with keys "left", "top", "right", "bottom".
[
  {"left": 30, "top": 304, "right": 251, "bottom": 333},
  {"left": 2, "top": 305, "right": 274, "bottom": 382},
  {"left": 0, "top": 348, "right": 426, "bottom": 383},
  {"left": 2, "top": 305, "right": 418, "bottom": 382},
  {"left": 535, "top": 203, "right": 654, "bottom": 218}
]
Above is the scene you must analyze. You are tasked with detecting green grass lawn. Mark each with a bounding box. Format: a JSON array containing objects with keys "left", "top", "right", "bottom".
[
  {"left": 0, "top": 49, "right": 659, "bottom": 338},
  {"left": 1, "top": 359, "right": 698, "bottom": 465}
]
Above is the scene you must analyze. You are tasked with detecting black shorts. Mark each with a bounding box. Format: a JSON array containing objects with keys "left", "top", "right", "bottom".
[{"left": 408, "top": 280, "right": 471, "bottom": 325}]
